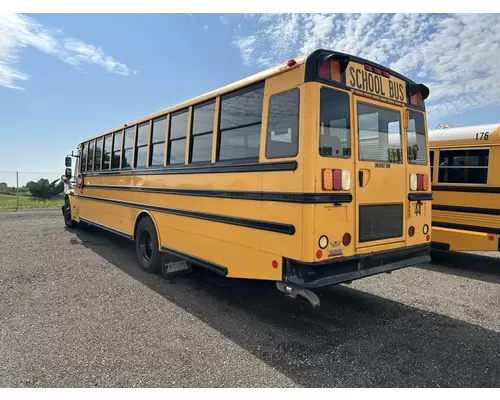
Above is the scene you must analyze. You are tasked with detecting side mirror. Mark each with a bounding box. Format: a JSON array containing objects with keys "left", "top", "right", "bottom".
[
  {"left": 65, "top": 168, "right": 72, "bottom": 179},
  {"left": 65, "top": 156, "right": 72, "bottom": 167}
]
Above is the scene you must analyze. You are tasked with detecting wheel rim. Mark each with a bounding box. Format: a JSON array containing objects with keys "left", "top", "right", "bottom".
[{"left": 140, "top": 230, "right": 153, "bottom": 262}]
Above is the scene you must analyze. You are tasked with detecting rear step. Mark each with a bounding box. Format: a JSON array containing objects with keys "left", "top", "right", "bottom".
[{"left": 161, "top": 260, "right": 192, "bottom": 279}]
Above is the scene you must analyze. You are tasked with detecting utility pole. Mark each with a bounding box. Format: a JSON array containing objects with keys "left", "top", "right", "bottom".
[{"left": 16, "top": 171, "right": 19, "bottom": 211}]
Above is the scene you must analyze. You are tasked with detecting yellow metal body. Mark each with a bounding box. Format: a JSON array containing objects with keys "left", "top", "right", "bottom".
[
  {"left": 65, "top": 49, "right": 432, "bottom": 285},
  {"left": 429, "top": 124, "right": 500, "bottom": 252}
]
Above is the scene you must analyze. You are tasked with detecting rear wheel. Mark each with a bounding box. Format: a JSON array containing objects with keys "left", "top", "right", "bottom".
[
  {"left": 63, "top": 197, "right": 76, "bottom": 229},
  {"left": 134, "top": 217, "right": 162, "bottom": 273}
]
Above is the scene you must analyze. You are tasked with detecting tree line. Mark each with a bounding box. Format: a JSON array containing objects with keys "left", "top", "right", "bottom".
[{"left": 0, "top": 178, "right": 64, "bottom": 199}]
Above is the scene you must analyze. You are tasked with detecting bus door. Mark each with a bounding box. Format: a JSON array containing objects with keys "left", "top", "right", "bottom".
[{"left": 352, "top": 95, "right": 407, "bottom": 250}]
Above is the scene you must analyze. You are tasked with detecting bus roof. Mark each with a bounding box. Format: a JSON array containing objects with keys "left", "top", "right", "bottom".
[{"left": 428, "top": 123, "right": 500, "bottom": 145}]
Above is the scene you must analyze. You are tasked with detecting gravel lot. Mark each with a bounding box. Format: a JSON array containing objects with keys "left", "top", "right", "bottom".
[{"left": 1, "top": 209, "right": 499, "bottom": 387}]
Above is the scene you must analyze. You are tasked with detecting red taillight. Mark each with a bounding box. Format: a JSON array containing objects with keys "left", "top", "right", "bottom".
[
  {"left": 426, "top": 234, "right": 430, "bottom": 241},
  {"left": 364, "top": 64, "right": 373, "bottom": 72},
  {"left": 287, "top": 58, "right": 296, "bottom": 67},
  {"left": 410, "top": 92, "right": 424, "bottom": 107},
  {"left": 316, "top": 250, "right": 323, "bottom": 259},
  {"left": 333, "top": 169, "right": 342, "bottom": 190},
  {"left": 342, "top": 233, "right": 351, "bottom": 246},
  {"left": 408, "top": 226, "right": 415, "bottom": 237},
  {"left": 272, "top": 260, "right": 278, "bottom": 269},
  {"left": 488, "top": 235, "right": 494, "bottom": 241},
  {"left": 382, "top": 71, "right": 390, "bottom": 78},
  {"left": 318, "top": 59, "right": 341, "bottom": 82},
  {"left": 410, "top": 173, "right": 429, "bottom": 191},
  {"left": 322, "top": 169, "right": 350, "bottom": 191}
]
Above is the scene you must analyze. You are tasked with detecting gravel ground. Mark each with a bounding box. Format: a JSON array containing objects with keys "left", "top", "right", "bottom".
[{"left": 1, "top": 210, "right": 499, "bottom": 388}]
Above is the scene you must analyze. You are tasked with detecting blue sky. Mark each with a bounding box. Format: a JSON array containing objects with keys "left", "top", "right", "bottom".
[{"left": 1, "top": 13, "right": 500, "bottom": 186}]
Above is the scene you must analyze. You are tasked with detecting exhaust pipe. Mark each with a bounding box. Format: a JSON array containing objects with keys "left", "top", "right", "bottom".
[{"left": 276, "top": 281, "right": 321, "bottom": 308}]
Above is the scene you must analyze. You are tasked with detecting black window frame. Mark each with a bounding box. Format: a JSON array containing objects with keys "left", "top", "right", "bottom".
[
  {"left": 87, "top": 140, "right": 95, "bottom": 172},
  {"left": 429, "top": 149, "right": 434, "bottom": 183},
  {"left": 189, "top": 99, "right": 216, "bottom": 165},
  {"left": 121, "top": 126, "right": 135, "bottom": 169},
  {"left": 265, "top": 87, "right": 300, "bottom": 160},
  {"left": 149, "top": 115, "right": 168, "bottom": 168},
  {"left": 102, "top": 133, "right": 113, "bottom": 171},
  {"left": 437, "top": 148, "right": 489, "bottom": 185},
  {"left": 94, "top": 136, "right": 103, "bottom": 171},
  {"left": 216, "top": 81, "right": 265, "bottom": 164},
  {"left": 134, "top": 121, "right": 150, "bottom": 169},
  {"left": 167, "top": 108, "right": 189, "bottom": 166},
  {"left": 111, "top": 130, "right": 123, "bottom": 170}
]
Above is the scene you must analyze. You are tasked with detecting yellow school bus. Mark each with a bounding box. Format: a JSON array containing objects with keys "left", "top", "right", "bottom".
[
  {"left": 429, "top": 123, "right": 500, "bottom": 252},
  {"left": 62, "top": 48, "right": 432, "bottom": 306}
]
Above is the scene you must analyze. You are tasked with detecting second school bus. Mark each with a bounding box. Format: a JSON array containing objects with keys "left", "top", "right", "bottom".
[
  {"left": 429, "top": 123, "right": 500, "bottom": 252},
  {"left": 62, "top": 48, "right": 432, "bottom": 306}
]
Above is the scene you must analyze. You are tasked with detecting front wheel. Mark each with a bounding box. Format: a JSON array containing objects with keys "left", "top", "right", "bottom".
[
  {"left": 134, "top": 217, "right": 163, "bottom": 273},
  {"left": 63, "top": 197, "right": 76, "bottom": 229}
]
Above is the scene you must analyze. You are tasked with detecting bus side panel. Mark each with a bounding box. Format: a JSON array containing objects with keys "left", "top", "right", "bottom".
[
  {"left": 77, "top": 195, "right": 134, "bottom": 235},
  {"left": 432, "top": 226, "right": 499, "bottom": 251}
]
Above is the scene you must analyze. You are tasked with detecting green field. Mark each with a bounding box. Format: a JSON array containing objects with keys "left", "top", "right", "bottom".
[{"left": 0, "top": 193, "right": 64, "bottom": 210}]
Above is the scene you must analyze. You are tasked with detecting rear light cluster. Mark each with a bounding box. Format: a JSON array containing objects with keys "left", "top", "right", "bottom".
[
  {"left": 319, "top": 58, "right": 342, "bottom": 82},
  {"left": 322, "top": 169, "right": 351, "bottom": 191},
  {"left": 364, "top": 64, "right": 390, "bottom": 78},
  {"left": 410, "top": 92, "right": 424, "bottom": 107},
  {"left": 409, "top": 173, "right": 429, "bottom": 191}
]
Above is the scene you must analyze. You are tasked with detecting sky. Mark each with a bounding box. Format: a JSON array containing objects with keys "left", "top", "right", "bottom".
[{"left": 1, "top": 12, "right": 500, "bottom": 186}]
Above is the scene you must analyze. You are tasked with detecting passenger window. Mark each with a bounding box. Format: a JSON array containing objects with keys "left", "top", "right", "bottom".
[
  {"left": 87, "top": 140, "right": 95, "bottom": 171},
  {"left": 438, "top": 149, "right": 489, "bottom": 184},
  {"left": 319, "top": 88, "right": 351, "bottom": 158},
  {"left": 135, "top": 122, "right": 150, "bottom": 168},
  {"left": 122, "top": 127, "right": 135, "bottom": 169},
  {"left": 266, "top": 88, "right": 300, "bottom": 159},
  {"left": 149, "top": 116, "right": 167, "bottom": 168},
  {"left": 102, "top": 134, "right": 112, "bottom": 170},
  {"left": 111, "top": 131, "right": 122, "bottom": 169},
  {"left": 95, "top": 137, "right": 103, "bottom": 171},
  {"left": 191, "top": 100, "right": 215, "bottom": 163},
  {"left": 81, "top": 142, "right": 88, "bottom": 173},
  {"left": 218, "top": 83, "right": 264, "bottom": 161},
  {"left": 168, "top": 109, "right": 188, "bottom": 165}
]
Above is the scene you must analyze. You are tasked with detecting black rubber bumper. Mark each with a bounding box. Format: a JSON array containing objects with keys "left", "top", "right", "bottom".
[{"left": 282, "top": 243, "right": 431, "bottom": 288}]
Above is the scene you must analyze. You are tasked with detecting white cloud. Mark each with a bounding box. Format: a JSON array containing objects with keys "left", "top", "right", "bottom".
[
  {"left": 220, "top": 16, "right": 228, "bottom": 26},
  {"left": 0, "top": 13, "right": 136, "bottom": 91},
  {"left": 204, "top": 25, "right": 209, "bottom": 31},
  {"left": 232, "top": 13, "right": 500, "bottom": 121}
]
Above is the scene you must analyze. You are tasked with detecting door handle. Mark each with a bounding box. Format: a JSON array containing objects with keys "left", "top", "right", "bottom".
[{"left": 359, "top": 170, "right": 364, "bottom": 187}]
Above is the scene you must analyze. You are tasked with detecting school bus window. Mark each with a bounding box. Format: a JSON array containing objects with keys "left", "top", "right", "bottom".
[
  {"left": 122, "top": 127, "right": 135, "bottom": 169},
  {"left": 429, "top": 150, "right": 434, "bottom": 182},
  {"left": 135, "top": 122, "right": 150, "bottom": 169},
  {"left": 266, "top": 88, "right": 300, "bottom": 159},
  {"left": 95, "top": 137, "right": 103, "bottom": 171},
  {"left": 319, "top": 88, "right": 351, "bottom": 158},
  {"left": 87, "top": 140, "right": 95, "bottom": 171},
  {"left": 168, "top": 109, "right": 188, "bottom": 165},
  {"left": 102, "top": 134, "right": 112, "bottom": 170},
  {"left": 406, "top": 111, "right": 427, "bottom": 165},
  {"left": 218, "top": 83, "right": 264, "bottom": 161},
  {"left": 111, "top": 131, "right": 122, "bottom": 169},
  {"left": 191, "top": 100, "right": 215, "bottom": 163},
  {"left": 81, "top": 142, "right": 88, "bottom": 173},
  {"left": 358, "top": 103, "right": 402, "bottom": 163},
  {"left": 149, "top": 116, "right": 167, "bottom": 168},
  {"left": 438, "top": 149, "right": 489, "bottom": 184}
]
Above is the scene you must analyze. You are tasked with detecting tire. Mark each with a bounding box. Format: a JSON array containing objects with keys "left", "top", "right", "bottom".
[
  {"left": 63, "top": 197, "right": 76, "bottom": 229},
  {"left": 134, "top": 217, "right": 162, "bottom": 273}
]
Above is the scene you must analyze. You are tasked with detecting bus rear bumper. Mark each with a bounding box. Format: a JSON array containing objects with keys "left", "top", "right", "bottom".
[{"left": 282, "top": 243, "right": 430, "bottom": 289}]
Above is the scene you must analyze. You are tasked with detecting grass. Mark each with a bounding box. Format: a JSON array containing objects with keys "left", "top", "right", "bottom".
[{"left": 0, "top": 193, "right": 64, "bottom": 210}]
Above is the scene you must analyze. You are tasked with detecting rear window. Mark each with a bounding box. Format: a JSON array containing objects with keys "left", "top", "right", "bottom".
[
  {"left": 319, "top": 88, "right": 351, "bottom": 158},
  {"left": 407, "top": 111, "right": 427, "bottom": 165}
]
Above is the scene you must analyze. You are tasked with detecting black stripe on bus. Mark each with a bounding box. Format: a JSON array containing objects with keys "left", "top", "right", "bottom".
[
  {"left": 432, "top": 204, "right": 500, "bottom": 216},
  {"left": 83, "top": 184, "right": 353, "bottom": 204},
  {"left": 75, "top": 194, "right": 296, "bottom": 235},
  {"left": 83, "top": 160, "right": 298, "bottom": 177},
  {"left": 79, "top": 217, "right": 133, "bottom": 240},
  {"left": 432, "top": 221, "right": 500, "bottom": 236},
  {"left": 408, "top": 192, "right": 433, "bottom": 201},
  {"left": 432, "top": 185, "right": 500, "bottom": 194},
  {"left": 161, "top": 246, "right": 228, "bottom": 276}
]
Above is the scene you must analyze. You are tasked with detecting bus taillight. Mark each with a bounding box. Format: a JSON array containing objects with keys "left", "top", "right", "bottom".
[
  {"left": 410, "top": 173, "right": 428, "bottom": 191},
  {"left": 322, "top": 169, "right": 350, "bottom": 191}
]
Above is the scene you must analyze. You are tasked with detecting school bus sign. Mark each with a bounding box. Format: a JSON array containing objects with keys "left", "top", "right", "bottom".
[{"left": 346, "top": 61, "right": 407, "bottom": 105}]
